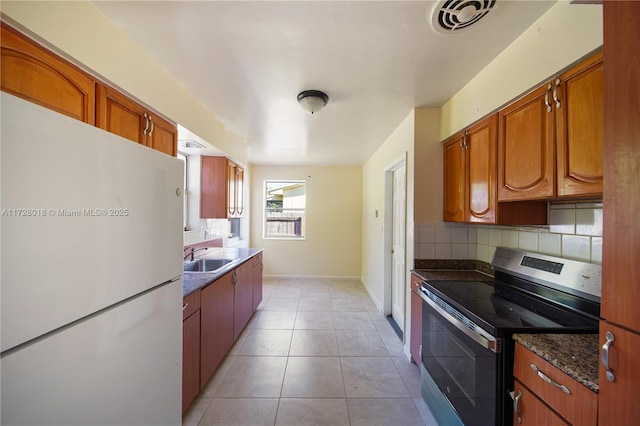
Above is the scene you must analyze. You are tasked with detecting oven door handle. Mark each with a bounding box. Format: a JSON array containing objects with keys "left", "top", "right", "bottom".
[{"left": 421, "top": 289, "right": 500, "bottom": 353}]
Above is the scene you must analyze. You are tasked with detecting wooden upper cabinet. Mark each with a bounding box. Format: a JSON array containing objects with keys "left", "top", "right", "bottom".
[
  {"left": 1, "top": 24, "right": 176, "bottom": 157},
  {"left": 202, "top": 156, "right": 244, "bottom": 219},
  {"left": 498, "top": 84, "right": 556, "bottom": 201},
  {"left": 235, "top": 166, "right": 245, "bottom": 216},
  {"left": 147, "top": 113, "right": 177, "bottom": 157},
  {"left": 96, "top": 84, "right": 177, "bottom": 156},
  {"left": 443, "top": 132, "right": 465, "bottom": 222},
  {"left": 498, "top": 50, "right": 603, "bottom": 201},
  {"left": 201, "top": 156, "right": 228, "bottom": 219},
  {"left": 555, "top": 51, "right": 604, "bottom": 198},
  {"left": 1, "top": 23, "right": 95, "bottom": 124},
  {"left": 443, "top": 114, "right": 497, "bottom": 223},
  {"left": 96, "top": 85, "right": 146, "bottom": 144},
  {"left": 466, "top": 115, "right": 497, "bottom": 223}
]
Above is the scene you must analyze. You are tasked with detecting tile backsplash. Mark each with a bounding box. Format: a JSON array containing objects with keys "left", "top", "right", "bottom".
[
  {"left": 183, "top": 218, "right": 226, "bottom": 246},
  {"left": 415, "top": 202, "right": 603, "bottom": 265}
]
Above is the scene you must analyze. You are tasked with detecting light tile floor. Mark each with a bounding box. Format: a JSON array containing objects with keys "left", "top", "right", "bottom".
[{"left": 183, "top": 278, "right": 438, "bottom": 426}]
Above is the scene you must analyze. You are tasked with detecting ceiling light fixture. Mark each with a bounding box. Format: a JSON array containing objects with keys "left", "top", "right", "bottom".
[{"left": 297, "top": 90, "right": 329, "bottom": 114}]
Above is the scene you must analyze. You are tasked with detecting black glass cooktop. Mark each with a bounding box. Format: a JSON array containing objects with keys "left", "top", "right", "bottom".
[{"left": 423, "top": 280, "right": 598, "bottom": 335}]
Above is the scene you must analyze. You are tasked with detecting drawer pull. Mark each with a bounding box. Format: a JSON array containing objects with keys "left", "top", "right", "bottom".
[
  {"left": 183, "top": 302, "right": 189, "bottom": 311},
  {"left": 530, "top": 364, "right": 571, "bottom": 394}
]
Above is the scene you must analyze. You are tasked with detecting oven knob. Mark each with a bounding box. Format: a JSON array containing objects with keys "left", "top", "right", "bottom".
[{"left": 446, "top": 386, "right": 451, "bottom": 394}]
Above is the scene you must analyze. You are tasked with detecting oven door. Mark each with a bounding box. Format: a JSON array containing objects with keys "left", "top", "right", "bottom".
[{"left": 421, "top": 292, "right": 500, "bottom": 426}]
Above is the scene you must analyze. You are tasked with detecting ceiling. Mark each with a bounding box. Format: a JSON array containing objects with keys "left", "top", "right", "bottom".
[{"left": 92, "top": 0, "right": 557, "bottom": 166}]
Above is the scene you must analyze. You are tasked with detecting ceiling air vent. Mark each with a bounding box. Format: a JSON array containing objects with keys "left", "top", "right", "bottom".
[{"left": 430, "top": 0, "right": 498, "bottom": 34}]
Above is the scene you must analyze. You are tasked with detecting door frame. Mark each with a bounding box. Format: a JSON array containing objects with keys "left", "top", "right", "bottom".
[{"left": 383, "top": 153, "right": 408, "bottom": 322}]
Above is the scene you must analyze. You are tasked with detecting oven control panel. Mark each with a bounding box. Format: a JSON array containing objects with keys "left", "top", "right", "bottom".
[{"left": 492, "top": 247, "right": 601, "bottom": 301}]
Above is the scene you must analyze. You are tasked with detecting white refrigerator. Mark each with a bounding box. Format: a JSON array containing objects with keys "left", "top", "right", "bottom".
[{"left": 1, "top": 93, "right": 183, "bottom": 425}]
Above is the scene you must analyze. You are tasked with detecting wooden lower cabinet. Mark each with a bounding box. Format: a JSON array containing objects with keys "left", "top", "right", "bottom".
[
  {"left": 598, "top": 322, "right": 640, "bottom": 426},
  {"left": 233, "top": 261, "right": 254, "bottom": 341},
  {"left": 182, "top": 310, "right": 200, "bottom": 414},
  {"left": 513, "top": 380, "right": 568, "bottom": 426},
  {"left": 200, "top": 272, "right": 234, "bottom": 385},
  {"left": 514, "top": 344, "right": 597, "bottom": 426},
  {"left": 410, "top": 273, "right": 422, "bottom": 364},
  {"left": 252, "top": 252, "right": 263, "bottom": 311},
  {"left": 182, "top": 290, "right": 201, "bottom": 414},
  {"left": 184, "top": 252, "right": 264, "bottom": 413}
]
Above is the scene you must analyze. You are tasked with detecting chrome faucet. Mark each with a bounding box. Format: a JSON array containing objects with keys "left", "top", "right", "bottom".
[{"left": 184, "top": 247, "right": 208, "bottom": 261}]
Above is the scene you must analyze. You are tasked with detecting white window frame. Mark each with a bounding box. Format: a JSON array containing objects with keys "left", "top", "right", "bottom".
[{"left": 263, "top": 180, "right": 306, "bottom": 240}]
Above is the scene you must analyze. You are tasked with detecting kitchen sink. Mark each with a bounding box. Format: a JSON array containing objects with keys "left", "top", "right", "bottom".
[{"left": 183, "top": 258, "right": 234, "bottom": 273}]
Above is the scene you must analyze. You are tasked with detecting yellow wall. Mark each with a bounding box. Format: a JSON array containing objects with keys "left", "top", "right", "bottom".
[
  {"left": 414, "top": 108, "right": 443, "bottom": 224},
  {"left": 361, "top": 110, "right": 416, "bottom": 311},
  {"left": 0, "top": 0, "right": 248, "bottom": 164},
  {"left": 440, "top": 1, "right": 603, "bottom": 139},
  {"left": 249, "top": 165, "right": 362, "bottom": 278}
]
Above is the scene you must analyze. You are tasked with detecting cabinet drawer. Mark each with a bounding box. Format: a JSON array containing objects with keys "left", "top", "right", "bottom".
[
  {"left": 513, "top": 379, "right": 568, "bottom": 425},
  {"left": 183, "top": 290, "right": 201, "bottom": 320},
  {"left": 514, "top": 344, "right": 597, "bottom": 426}
]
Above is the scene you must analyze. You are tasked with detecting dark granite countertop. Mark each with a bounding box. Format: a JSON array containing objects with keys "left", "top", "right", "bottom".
[
  {"left": 513, "top": 333, "right": 599, "bottom": 393},
  {"left": 182, "top": 247, "right": 263, "bottom": 297}
]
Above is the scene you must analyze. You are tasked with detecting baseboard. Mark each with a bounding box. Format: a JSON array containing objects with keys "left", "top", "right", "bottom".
[{"left": 263, "top": 274, "right": 361, "bottom": 281}]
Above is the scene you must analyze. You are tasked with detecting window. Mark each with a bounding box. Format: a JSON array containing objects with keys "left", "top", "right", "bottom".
[
  {"left": 177, "top": 152, "right": 188, "bottom": 231},
  {"left": 264, "top": 180, "right": 306, "bottom": 239}
]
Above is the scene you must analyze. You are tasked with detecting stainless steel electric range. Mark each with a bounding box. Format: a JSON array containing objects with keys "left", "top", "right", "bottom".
[{"left": 418, "top": 247, "right": 601, "bottom": 426}]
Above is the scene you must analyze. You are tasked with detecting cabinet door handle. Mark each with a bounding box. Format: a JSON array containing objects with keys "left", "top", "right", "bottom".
[
  {"left": 530, "top": 364, "right": 571, "bottom": 394},
  {"left": 182, "top": 302, "right": 189, "bottom": 311},
  {"left": 143, "top": 112, "right": 150, "bottom": 135},
  {"left": 148, "top": 115, "right": 154, "bottom": 137},
  {"left": 602, "top": 331, "right": 615, "bottom": 382},
  {"left": 553, "top": 78, "right": 561, "bottom": 109},
  {"left": 545, "top": 83, "right": 553, "bottom": 112},
  {"left": 512, "top": 389, "right": 522, "bottom": 424}
]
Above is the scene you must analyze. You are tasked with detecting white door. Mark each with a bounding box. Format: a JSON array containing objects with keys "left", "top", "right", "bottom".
[{"left": 391, "top": 165, "right": 406, "bottom": 331}]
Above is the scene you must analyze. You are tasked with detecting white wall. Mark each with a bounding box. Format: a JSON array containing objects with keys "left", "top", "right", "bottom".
[{"left": 250, "top": 165, "right": 362, "bottom": 279}]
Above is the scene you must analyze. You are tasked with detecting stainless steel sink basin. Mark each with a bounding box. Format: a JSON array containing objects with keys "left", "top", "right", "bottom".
[{"left": 183, "top": 258, "right": 234, "bottom": 273}]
